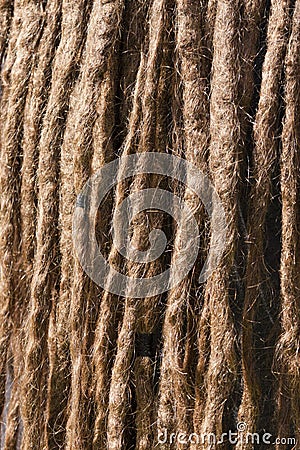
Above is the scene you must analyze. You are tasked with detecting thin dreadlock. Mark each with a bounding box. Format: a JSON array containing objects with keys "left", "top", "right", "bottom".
[{"left": 276, "top": 1, "right": 300, "bottom": 447}]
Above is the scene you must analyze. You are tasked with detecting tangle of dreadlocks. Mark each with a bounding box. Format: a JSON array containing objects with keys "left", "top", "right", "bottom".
[
  {"left": 62, "top": 2, "right": 124, "bottom": 449},
  {"left": 45, "top": 1, "right": 93, "bottom": 447},
  {"left": 198, "top": 0, "right": 241, "bottom": 446},
  {"left": 0, "top": 1, "right": 300, "bottom": 449},
  {"left": 237, "top": 1, "right": 294, "bottom": 444},
  {"left": 106, "top": 2, "right": 173, "bottom": 449},
  {"left": 157, "top": 2, "right": 210, "bottom": 448}
]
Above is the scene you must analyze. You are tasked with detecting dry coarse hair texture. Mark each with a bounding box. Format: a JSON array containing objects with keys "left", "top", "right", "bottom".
[{"left": 0, "top": 0, "right": 300, "bottom": 449}]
